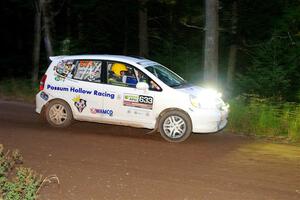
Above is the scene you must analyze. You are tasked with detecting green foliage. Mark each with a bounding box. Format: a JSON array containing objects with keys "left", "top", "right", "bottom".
[
  {"left": 275, "top": 2, "right": 300, "bottom": 35},
  {"left": 0, "top": 79, "right": 37, "bottom": 103},
  {"left": 0, "top": 145, "right": 23, "bottom": 179},
  {"left": 236, "top": 37, "right": 300, "bottom": 100},
  {"left": 235, "top": 1, "right": 300, "bottom": 101},
  {"left": 0, "top": 145, "right": 42, "bottom": 200},
  {"left": 227, "top": 96, "right": 300, "bottom": 142},
  {"left": 152, "top": 44, "right": 203, "bottom": 82},
  {"left": 60, "top": 38, "right": 71, "bottom": 55},
  {"left": 2, "top": 167, "right": 42, "bottom": 200}
]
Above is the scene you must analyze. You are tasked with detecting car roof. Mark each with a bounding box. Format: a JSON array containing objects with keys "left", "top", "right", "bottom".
[{"left": 49, "top": 55, "right": 159, "bottom": 68}]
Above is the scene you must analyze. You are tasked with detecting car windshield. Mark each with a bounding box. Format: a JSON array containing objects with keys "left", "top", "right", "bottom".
[{"left": 145, "top": 65, "right": 187, "bottom": 88}]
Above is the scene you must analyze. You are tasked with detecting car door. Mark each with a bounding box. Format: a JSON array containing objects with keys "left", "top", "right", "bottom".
[{"left": 100, "top": 61, "right": 162, "bottom": 128}]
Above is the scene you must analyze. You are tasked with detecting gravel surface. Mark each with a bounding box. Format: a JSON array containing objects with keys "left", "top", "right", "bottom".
[{"left": 0, "top": 100, "right": 299, "bottom": 200}]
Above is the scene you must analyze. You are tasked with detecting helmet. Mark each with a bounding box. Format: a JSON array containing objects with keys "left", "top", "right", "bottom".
[
  {"left": 66, "top": 60, "right": 73, "bottom": 65},
  {"left": 111, "top": 63, "right": 127, "bottom": 76}
]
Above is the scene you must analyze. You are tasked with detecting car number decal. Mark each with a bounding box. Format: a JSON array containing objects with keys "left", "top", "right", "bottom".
[{"left": 123, "top": 94, "right": 153, "bottom": 110}]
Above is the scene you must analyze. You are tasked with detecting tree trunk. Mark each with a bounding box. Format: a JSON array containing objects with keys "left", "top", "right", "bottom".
[
  {"left": 32, "top": 0, "right": 43, "bottom": 86},
  {"left": 139, "top": 0, "right": 148, "bottom": 57},
  {"left": 226, "top": 0, "right": 238, "bottom": 93},
  {"left": 203, "top": 0, "right": 219, "bottom": 87},
  {"left": 42, "top": 0, "right": 54, "bottom": 58}
]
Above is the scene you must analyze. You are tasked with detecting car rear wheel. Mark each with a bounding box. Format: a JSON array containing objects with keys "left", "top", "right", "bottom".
[
  {"left": 158, "top": 110, "right": 192, "bottom": 142},
  {"left": 45, "top": 100, "right": 73, "bottom": 128}
]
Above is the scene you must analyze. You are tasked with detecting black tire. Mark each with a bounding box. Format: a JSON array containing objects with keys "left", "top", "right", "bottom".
[
  {"left": 158, "top": 110, "right": 192, "bottom": 142},
  {"left": 45, "top": 99, "right": 73, "bottom": 128}
]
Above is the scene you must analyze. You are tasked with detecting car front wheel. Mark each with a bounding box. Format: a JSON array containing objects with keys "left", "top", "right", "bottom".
[
  {"left": 45, "top": 100, "right": 73, "bottom": 128},
  {"left": 158, "top": 110, "right": 192, "bottom": 142}
]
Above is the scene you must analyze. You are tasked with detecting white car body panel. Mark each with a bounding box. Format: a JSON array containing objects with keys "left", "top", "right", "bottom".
[{"left": 36, "top": 55, "right": 229, "bottom": 133}]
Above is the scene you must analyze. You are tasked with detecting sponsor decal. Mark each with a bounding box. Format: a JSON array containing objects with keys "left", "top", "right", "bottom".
[
  {"left": 127, "top": 109, "right": 150, "bottom": 116},
  {"left": 47, "top": 84, "right": 69, "bottom": 91},
  {"left": 90, "top": 108, "right": 113, "bottom": 116},
  {"left": 72, "top": 95, "right": 87, "bottom": 113},
  {"left": 55, "top": 76, "right": 65, "bottom": 81},
  {"left": 40, "top": 91, "right": 49, "bottom": 101},
  {"left": 46, "top": 84, "right": 115, "bottom": 99},
  {"left": 79, "top": 60, "right": 93, "bottom": 67},
  {"left": 70, "top": 87, "right": 92, "bottom": 94},
  {"left": 124, "top": 94, "right": 139, "bottom": 102},
  {"left": 123, "top": 94, "right": 153, "bottom": 110},
  {"left": 93, "top": 90, "right": 115, "bottom": 99},
  {"left": 53, "top": 60, "right": 75, "bottom": 81}
]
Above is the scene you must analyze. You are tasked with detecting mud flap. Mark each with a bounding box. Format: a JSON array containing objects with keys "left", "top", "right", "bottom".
[
  {"left": 145, "top": 128, "right": 158, "bottom": 135},
  {"left": 145, "top": 119, "right": 158, "bottom": 135}
]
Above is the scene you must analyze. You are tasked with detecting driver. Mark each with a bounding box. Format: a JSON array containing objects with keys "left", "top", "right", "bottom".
[{"left": 108, "top": 63, "right": 128, "bottom": 85}]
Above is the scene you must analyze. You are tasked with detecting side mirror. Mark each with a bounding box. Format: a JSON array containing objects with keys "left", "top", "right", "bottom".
[{"left": 136, "top": 82, "right": 149, "bottom": 90}]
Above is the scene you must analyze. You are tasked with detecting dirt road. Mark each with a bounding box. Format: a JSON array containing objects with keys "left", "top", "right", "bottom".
[{"left": 0, "top": 100, "right": 299, "bottom": 200}]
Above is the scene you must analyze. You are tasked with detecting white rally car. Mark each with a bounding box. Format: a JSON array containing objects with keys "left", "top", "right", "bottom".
[{"left": 36, "top": 55, "right": 229, "bottom": 142}]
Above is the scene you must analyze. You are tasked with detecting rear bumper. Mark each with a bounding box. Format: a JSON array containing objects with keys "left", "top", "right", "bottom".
[{"left": 35, "top": 91, "right": 50, "bottom": 114}]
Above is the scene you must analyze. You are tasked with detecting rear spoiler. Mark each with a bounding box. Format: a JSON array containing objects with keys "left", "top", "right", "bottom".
[{"left": 49, "top": 55, "right": 67, "bottom": 61}]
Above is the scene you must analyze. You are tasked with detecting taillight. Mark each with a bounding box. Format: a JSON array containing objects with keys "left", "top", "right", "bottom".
[{"left": 39, "top": 74, "right": 47, "bottom": 91}]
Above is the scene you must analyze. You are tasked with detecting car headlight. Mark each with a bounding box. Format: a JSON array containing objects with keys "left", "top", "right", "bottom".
[
  {"left": 190, "top": 89, "right": 224, "bottom": 109},
  {"left": 202, "top": 88, "right": 222, "bottom": 98}
]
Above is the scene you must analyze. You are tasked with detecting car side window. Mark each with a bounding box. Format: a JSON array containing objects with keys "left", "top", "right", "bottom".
[
  {"left": 72, "top": 60, "right": 102, "bottom": 83},
  {"left": 107, "top": 61, "right": 161, "bottom": 91},
  {"left": 53, "top": 60, "right": 77, "bottom": 81},
  {"left": 107, "top": 62, "right": 137, "bottom": 87}
]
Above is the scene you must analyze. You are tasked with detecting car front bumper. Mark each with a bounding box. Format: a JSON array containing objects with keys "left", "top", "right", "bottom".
[{"left": 189, "top": 105, "right": 229, "bottom": 133}]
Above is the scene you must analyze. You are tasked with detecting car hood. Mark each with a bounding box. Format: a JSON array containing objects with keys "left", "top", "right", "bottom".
[{"left": 176, "top": 85, "right": 206, "bottom": 96}]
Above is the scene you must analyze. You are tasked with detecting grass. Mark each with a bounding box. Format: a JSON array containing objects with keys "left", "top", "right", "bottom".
[
  {"left": 0, "top": 144, "right": 59, "bottom": 200},
  {"left": 226, "top": 96, "right": 300, "bottom": 143},
  {"left": 0, "top": 79, "right": 37, "bottom": 103}
]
